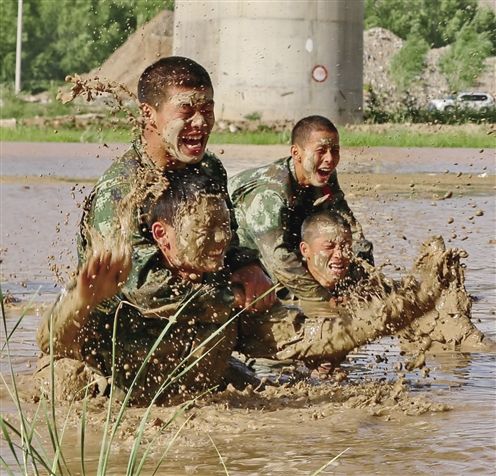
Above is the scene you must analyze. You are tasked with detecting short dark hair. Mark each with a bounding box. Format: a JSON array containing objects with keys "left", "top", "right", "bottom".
[
  {"left": 301, "top": 210, "right": 351, "bottom": 243},
  {"left": 138, "top": 56, "right": 213, "bottom": 109},
  {"left": 145, "top": 170, "right": 223, "bottom": 227},
  {"left": 291, "top": 115, "right": 338, "bottom": 147}
]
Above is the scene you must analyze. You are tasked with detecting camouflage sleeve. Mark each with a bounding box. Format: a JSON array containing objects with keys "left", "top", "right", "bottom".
[
  {"left": 329, "top": 174, "right": 374, "bottom": 265},
  {"left": 77, "top": 167, "right": 170, "bottom": 298},
  {"left": 243, "top": 189, "right": 332, "bottom": 301}
]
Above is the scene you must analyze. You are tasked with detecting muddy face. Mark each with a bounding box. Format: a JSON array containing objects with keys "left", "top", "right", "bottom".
[
  {"left": 163, "top": 195, "right": 231, "bottom": 274},
  {"left": 154, "top": 86, "right": 215, "bottom": 164},
  {"left": 294, "top": 130, "right": 340, "bottom": 187},
  {"left": 301, "top": 223, "right": 351, "bottom": 289}
]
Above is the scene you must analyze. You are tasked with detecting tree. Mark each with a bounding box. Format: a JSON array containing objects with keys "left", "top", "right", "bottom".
[
  {"left": 365, "top": 0, "right": 493, "bottom": 49},
  {"left": 439, "top": 23, "right": 493, "bottom": 91},
  {"left": 0, "top": 0, "right": 166, "bottom": 87}
]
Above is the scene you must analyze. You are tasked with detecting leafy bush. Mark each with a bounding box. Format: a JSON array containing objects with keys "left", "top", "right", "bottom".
[
  {"left": 439, "top": 23, "right": 493, "bottom": 92},
  {"left": 390, "top": 34, "right": 429, "bottom": 91},
  {"left": 365, "top": 0, "right": 496, "bottom": 50}
]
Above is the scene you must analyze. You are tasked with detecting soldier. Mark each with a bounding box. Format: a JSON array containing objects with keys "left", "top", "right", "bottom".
[
  {"left": 237, "top": 210, "right": 492, "bottom": 372},
  {"left": 37, "top": 172, "right": 240, "bottom": 405},
  {"left": 228, "top": 115, "right": 373, "bottom": 303},
  {"left": 78, "top": 56, "right": 275, "bottom": 315}
]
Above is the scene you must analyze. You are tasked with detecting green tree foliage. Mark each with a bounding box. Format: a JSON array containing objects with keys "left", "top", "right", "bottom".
[
  {"left": 439, "top": 23, "right": 493, "bottom": 91},
  {"left": 365, "top": 0, "right": 496, "bottom": 51},
  {"left": 390, "top": 33, "right": 429, "bottom": 91},
  {"left": 0, "top": 0, "right": 167, "bottom": 88}
]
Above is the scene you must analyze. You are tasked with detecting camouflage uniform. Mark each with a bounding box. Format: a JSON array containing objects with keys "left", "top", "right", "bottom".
[
  {"left": 37, "top": 265, "right": 237, "bottom": 405},
  {"left": 228, "top": 157, "right": 373, "bottom": 302},
  {"left": 36, "top": 142, "right": 257, "bottom": 404},
  {"left": 78, "top": 142, "right": 258, "bottom": 293}
]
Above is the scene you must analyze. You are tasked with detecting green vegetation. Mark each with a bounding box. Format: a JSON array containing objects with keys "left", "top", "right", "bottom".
[
  {"left": 365, "top": 0, "right": 496, "bottom": 91},
  {"left": 2, "top": 125, "right": 494, "bottom": 149},
  {"left": 390, "top": 34, "right": 429, "bottom": 91},
  {"left": 0, "top": 84, "right": 83, "bottom": 118},
  {"left": 0, "top": 126, "right": 132, "bottom": 143},
  {"left": 339, "top": 127, "right": 493, "bottom": 149},
  {"left": 439, "top": 23, "right": 493, "bottom": 91},
  {"left": 0, "top": 0, "right": 169, "bottom": 89},
  {"left": 365, "top": 0, "right": 496, "bottom": 52}
]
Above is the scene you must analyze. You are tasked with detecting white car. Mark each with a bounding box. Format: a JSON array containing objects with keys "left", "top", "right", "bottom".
[{"left": 428, "top": 92, "right": 495, "bottom": 112}]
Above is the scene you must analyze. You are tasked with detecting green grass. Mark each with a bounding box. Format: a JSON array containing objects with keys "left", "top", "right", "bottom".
[
  {"left": 0, "top": 126, "right": 132, "bottom": 143},
  {"left": 1, "top": 125, "right": 494, "bottom": 148},
  {"left": 339, "top": 128, "right": 495, "bottom": 148}
]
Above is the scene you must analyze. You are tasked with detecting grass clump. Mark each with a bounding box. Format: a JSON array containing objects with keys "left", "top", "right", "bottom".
[{"left": 0, "top": 285, "right": 227, "bottom": 475}]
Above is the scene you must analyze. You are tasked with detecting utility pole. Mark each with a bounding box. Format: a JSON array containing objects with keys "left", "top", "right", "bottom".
[{"left": 15, "top": 0, "right": 23, "bottom": 94}]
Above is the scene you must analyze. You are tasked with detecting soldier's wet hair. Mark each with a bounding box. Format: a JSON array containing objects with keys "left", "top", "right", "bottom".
[
  {"left": 291, "top": 115, "right": 338, "bottom": 147},
  {"left": 145, "top": 170, "right": 222, "bottom": 227},
  {"left": 301, "top": 210, "right": 351, "bottom": 243},
  {"left": 138, "top": 56, "right": 213, "bottom": 109}
]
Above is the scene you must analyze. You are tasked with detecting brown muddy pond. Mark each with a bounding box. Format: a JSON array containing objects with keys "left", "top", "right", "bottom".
[{"left": 1, "top": 142, "right": 495, "bottom": 475}]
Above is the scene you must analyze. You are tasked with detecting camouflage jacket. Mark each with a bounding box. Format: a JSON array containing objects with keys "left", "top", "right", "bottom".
[
  {"left": 228, "top": 156, "right": 373, "bottom": 301},
  {"left": 77, "top": 142, "right": 258, "bottom": 302}
]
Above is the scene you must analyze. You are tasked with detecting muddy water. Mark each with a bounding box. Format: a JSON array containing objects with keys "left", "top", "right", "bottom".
[{"left": 1, "top": 143, "right": 495, "bottom": 474}]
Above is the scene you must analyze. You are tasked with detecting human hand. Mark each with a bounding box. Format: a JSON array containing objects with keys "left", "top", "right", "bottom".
[
  {"left": 230, "top": 263, "right": 277, "bottom": 312},
  {"left": 77, "top": 249, "right": 131, "bottom": 308}
]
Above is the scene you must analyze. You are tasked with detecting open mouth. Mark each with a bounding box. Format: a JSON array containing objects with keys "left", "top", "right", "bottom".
[
  {"left": 207, "top": 249, "right": 224, "bottom": 259},
  {"left": 316, "top": 167, "right": 333, "bottom": 182},
  {"left": 328, "top": 262, "right": 347, "bottom": 276},
  {"left": 179, "top": 133, "right": 206, "bottom": 156}
]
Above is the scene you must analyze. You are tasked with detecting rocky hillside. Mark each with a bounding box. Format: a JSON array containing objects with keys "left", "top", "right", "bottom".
[{"left": 364, "top": 27, "right": 495, "bottom": 110}]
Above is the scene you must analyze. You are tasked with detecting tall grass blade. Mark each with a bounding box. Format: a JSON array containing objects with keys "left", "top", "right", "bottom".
[
  {"left": 149, "top": 414, "right": 194, "bottom": 476},
  {"left": 0, "top": 285, "right": 42, "bottom": 475},
  {"left": 0, "top": 456, "right": 17, "bottom": 476},
  {"left": 0, "top": 286, "right": 41, "bottom": 354},
  {"left": 0, "top": 418, "right": 55, "bottom": 474},
  {"left": 98, "top": 289, "right": 203, "bottom": 475},
  {"left": 133, "top": 387, "right": 213, "bottom": 475},
  {"left": 80, "top": 384, "right": 91, "bottom": 476},
  {"left": 0, "top": 417, "right": 21, "bottom": 468},
  {"left": 208, "top": 434, "right": 229, "bottom": 476},
  {"left": 311, "top": 447, "right": 350, "bottom": 475}
]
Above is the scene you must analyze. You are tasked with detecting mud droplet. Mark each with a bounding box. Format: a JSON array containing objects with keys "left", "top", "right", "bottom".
[{"left": 475, "top": 210, "right": 484, "bottom": 217}]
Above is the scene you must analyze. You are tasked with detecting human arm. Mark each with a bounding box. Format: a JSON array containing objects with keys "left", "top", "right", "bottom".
[{"left": 36, "top": 250, "right": 130, "bottom": 358}]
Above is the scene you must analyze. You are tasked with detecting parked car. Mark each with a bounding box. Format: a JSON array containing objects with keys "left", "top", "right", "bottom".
[{"left": 428, "top": 92, "right": 495, "bottom": 112}]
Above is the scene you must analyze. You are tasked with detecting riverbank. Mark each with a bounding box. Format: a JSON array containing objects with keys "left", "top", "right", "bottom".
[{"left": 1, "top": 122, "right": 495, "bottom": 148}]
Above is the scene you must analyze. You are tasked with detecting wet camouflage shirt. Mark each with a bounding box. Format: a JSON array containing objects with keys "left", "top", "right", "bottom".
[
  {"left": 228, "top": 156, "right": 373, "bottom": 301},
  {"left": 77, "top": 142, "right": 258, "bottom": 304}
]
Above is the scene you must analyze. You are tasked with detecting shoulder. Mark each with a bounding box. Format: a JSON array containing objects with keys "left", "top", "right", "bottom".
[
  {"left": 229, "top": 157, "right": 291, "bottom": 198},
  {"left": 199, "top": 151, "right": 227, "bottom": 177},
  {"left": 94, "top": 146, "right": 142, "bottom": 193}
]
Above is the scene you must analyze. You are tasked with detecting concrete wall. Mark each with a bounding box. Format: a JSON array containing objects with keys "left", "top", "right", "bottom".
[{"left": 174, "top": 0, "right": 363, "bottom": 124}]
